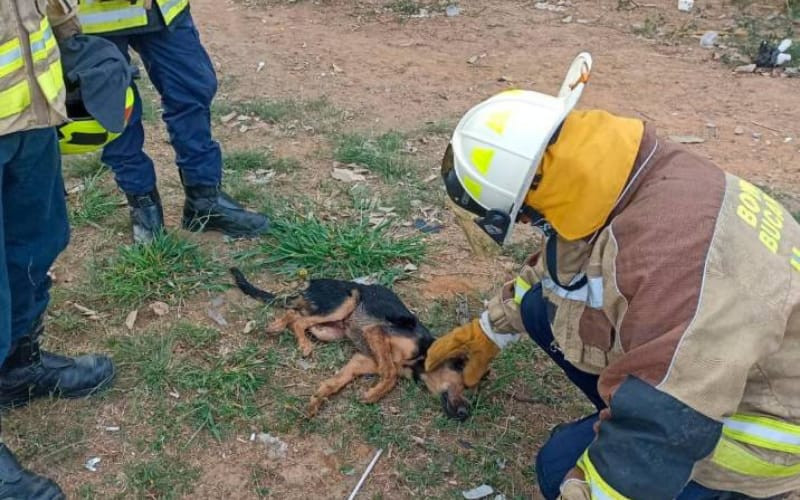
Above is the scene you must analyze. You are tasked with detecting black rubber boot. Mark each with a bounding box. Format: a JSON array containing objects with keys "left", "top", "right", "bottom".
[
  {"left": 0, "top": 442, "right": 64, "bottom": 499},
  {"left": 125, "top": 189, "right": 164, "bottom": 245},
  {"left": 182, "top": 185, "right": 269, "bottom": 238},
  {"left": 0, "top": 320, "right": 115, "bottom": 410}
]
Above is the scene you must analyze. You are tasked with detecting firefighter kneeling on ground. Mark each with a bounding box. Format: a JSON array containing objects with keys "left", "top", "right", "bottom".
[{"left": 426, "top": 52, "right": 800, "bottom": 500}]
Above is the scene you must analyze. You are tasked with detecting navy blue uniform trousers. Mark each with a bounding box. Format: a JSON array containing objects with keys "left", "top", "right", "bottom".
[
  {"left": 100, "top": 10, "right": 222, "bottom": 195},
  {"left": 0, "top": 128, "right": 69, "bottom": 364},
  {"left": 521, "top": 284, "right": 743, "bottom": 500}
]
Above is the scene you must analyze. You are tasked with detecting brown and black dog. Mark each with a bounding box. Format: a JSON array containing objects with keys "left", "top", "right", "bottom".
[{"left": 230, "top": 268, "right": 470, "bottom": 420}]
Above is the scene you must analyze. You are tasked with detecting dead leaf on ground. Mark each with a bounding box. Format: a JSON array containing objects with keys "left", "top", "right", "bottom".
[
  {"left": 243, "top": 320, "right": 256, "bottom": 334},
  {"left": 207, "top": 308, "right": 228, "bottom": 327},
  {"left": 72, "top": 302, "right": 102, "bottom": 320},
  {"left": 669, "top": 135, "right": 705, "bottom": 144},
  {"left": 125, "top": 310, "right": 138, "bottom": 331},
  {"left": 331, "top": 167, "right": 366, "bottom": 182},
  {"left": 149, "top": 301, "right": 169, "bottom": 316}
]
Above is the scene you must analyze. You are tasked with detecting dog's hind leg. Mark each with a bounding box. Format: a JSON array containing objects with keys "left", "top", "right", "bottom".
[
  {"left": 266, "top": 311, "right": 299, "bottom": 334},
  {"left": 290, "top": 292, "right": 360, "bottom": 357},
  {"left": 308, "top": 324, "right": 346, "bottom": 342},
  {"left": 308, "top": 353, "right": 377, "bottom": 416},
  {"left": 361, "top": 325, "right": 398, "bottom": 404}
]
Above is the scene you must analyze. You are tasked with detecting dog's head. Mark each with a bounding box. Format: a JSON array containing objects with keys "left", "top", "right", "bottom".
[{"left": 413, "top": 328, "right": 471, "bottom": 422}]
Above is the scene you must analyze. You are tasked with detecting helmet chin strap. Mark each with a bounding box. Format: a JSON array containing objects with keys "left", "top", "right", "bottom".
[{"left": 474, "top": 204, "right": 552, "bottom": 246}]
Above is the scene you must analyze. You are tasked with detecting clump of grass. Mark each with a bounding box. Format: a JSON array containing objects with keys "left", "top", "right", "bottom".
[
  {"left": 334, "top": 131, "right": 410, "bottom": 180},
  {"left": 92, "top": 231, "right": 224, "bottom": 307},
  {"left": 239, "top": 214, "right": 425, "bottom": 282},
  {"left": 125, "top": 455, "right": 199, "bottom": 499},
  {"left": 223, "top": 149, "right": 299, "bottom": 173},
  {"left": 174, "top": 344, "right": 268, "bottom": 439},
  {"left": 69, "top": 170, "right": 119, "bottom": 227},
  {"left": 62, "top": 154, "right": 104, "bottom": 178},
  {"left": 112, "top": 324, "right": 271, "bottom": 439},
  {"left": 387, "top": 0, "right": 448, "bottom": 15},
  {"left": 421, "top": 119, "right": 456, "bottom": 136}
]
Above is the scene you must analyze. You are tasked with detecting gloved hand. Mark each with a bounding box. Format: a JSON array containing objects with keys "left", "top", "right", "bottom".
[{"left": 425, "top": 319, "right": 500, "bottom": 387}]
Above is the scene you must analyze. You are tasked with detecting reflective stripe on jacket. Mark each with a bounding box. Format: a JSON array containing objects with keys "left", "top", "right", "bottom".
[
  {"left": 0, "top": 0, "right": 76, "bottom": 136},
  {"left": 77, "top": 0, "right": 189, "bottom": 35}
]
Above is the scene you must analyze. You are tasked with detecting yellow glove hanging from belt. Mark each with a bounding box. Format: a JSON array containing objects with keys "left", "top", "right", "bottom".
[{"left": 425, "top": 319, "right": 500, "bottom": 387}]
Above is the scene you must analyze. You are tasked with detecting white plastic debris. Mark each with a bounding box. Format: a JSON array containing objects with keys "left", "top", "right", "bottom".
[
  {"left": 677, "top": 0, "right": 693, "bottom": 11},
  {"left": 463, "top": 484, "right": 494, "bottom": 499},
  {"left": 256, "top": 61, "right": 265, "bottom": 72},
  {"left": 257, "top": 432, "right": 288, "bottom": 460},
  {"left": 776, "top": 53, "right": 792, "bottom": 66},
  {"left": 700, "top": 31, "right": 718, "bottom": 48},
  {"left": 445, "top": 4, "right": 460, "bottom": 16},
  {"left": 84, "top": 457, "right": 101, "bottom": 472},
  {"left": 778, "top": 39, "right": 793, "bottom": 53}
]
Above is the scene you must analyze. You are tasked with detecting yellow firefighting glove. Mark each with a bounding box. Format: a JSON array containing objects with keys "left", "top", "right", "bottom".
[{"left": 425, "top": 319, "right": 500, "bottom": 387}]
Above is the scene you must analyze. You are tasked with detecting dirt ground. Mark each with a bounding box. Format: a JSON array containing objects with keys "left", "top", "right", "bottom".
[{"left": 4, "top": 1, "right": 799, "bottom": 499}]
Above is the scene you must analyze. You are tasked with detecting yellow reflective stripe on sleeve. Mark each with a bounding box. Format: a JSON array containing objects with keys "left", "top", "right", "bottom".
[
  {"left": 78, "top": 2, "right": 149, "bottom": 34},
  {"left": 158, "top": 0, "right": 189, "bottom": 25},
  {"left": 0, "top": 38, "right": 24, "bottom": 79},
  {"left": 577, "top": 450, "right": 631, "bottom": 500},
  {"left": 723, "top": 414, "right": 800, "bottom": 454},
  {"left": 513, "top": 276, "right": 531, "bottom": 304},
  {"left": 0, "top": 80, "right": 32, "bottom": 119},
  {"left": 29, "top": 18, "right": 56, "bottom": 63},
  {"left": 712, "top": 438, "right": 800, "bottom": 478},
  {"left": 36, "top": 59, "right": 65, "bottom": 103}
]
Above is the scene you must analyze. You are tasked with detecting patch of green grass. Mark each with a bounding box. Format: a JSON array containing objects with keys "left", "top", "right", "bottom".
[
  {"left": 172, "top": 322, "right": 220, "bottom": 349},
  {"left": 125, "top": 455, "right": 199, "bottom": 499},
  {"left": 63, "top": 154, "right": 105, "bottom": 178},
  {"left": 113, "top": 324, "right": 271, "bottom": 440},
  {"left": 238, "top": 214, "right": 425, "bottom": 282},
  {"left": 69, "top": 169, "right": 119, "bottom": 227},
  {"left": 92, "top": 231, "right": 225, "bottom": 308},
  {"left": 732, "top": 14, "right": 796, "bottom": 61},
  {"left": 174, "top": 344, "right": 269, "bottom": 439},
  {"left": 632, "top": 13, "right": 665, "bottom": 38},
  {"left": 793, "top": 211, "right": 799, "bottom": 223},
  {"left": 790, "top": 0, "right": 800, "bottom": 19},
  {"left": 223, "top": 149, "right": 299, "bottom": 173},
  {"left": 334, "top": 131, "right": 410, "bottom": 180},
  {"left": 387, "top": 0, "right": 447, "bottom": 15},
  {"left": 421, "top": 119, "right": 456, "bottom": 136},
  {"left": 213, "top": 98, "right": 298, "bottom": 123},
  {"left": 76, "top": 484, "right": 97, "bottom": 500},
  {"left": 112, "top": 331, "right": 174, "bottom": 392}
]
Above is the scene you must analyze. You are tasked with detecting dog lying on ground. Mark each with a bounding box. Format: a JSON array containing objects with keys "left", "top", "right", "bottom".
[{"left": 230, "top": 268, "right": 470, "bottom": 420}]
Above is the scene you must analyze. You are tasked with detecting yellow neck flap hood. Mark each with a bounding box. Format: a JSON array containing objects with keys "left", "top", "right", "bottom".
[{"left": 524, "top": 109, "right": 644, "bottom": 241}]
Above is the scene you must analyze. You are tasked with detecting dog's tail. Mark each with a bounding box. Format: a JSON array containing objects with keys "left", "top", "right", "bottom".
[{"left": 230, "top": 267, "right": 276, "bottom": 303}]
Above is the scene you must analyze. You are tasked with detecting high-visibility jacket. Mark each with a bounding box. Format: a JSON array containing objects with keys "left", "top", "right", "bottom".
[
  {"left": 77, "top": 0, "right": 189, "bottom": 35},
  {"left": 483, "top": 122, "right": 800, "bottom": 499},
  {"left": 0, "top": 0, "right": 78, "bottom": 136}
]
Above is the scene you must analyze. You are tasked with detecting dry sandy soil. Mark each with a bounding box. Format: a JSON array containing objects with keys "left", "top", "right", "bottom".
[{"left": 3, "top": 0, "right": 799, "bottom": 499}]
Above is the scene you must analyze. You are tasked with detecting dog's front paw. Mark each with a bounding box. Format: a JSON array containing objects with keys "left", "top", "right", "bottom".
[
  {"left": 360, "top": 390, "right": 381, "bottom": 404},
  {"left": 300, "top": 343, "right": 314, "bottom": 358},
  {"left": 265, "top": 321, "right": 284, "bottom": 334},
  {"left": 307, "top": 397, "right": 323, "bottom": 417}
]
